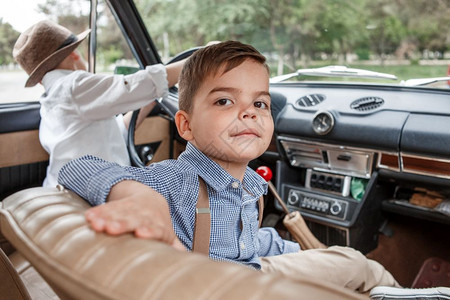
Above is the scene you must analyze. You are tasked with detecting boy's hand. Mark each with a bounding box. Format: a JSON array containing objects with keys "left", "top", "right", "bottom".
[{"left": 84, "top": 180, "right": 185, "bottom": 251}]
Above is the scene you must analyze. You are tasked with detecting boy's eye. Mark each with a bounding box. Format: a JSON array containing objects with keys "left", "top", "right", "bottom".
[
  {"left": 254, "top": 101, "right": 270, "bottom": 110},
  {"left": 215, "top": 98, "right": 233, "bottom": 106}
]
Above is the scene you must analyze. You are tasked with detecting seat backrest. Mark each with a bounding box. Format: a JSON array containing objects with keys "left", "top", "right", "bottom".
[{"left": 0, "top": 186, "right": 366, "bottom": 300}]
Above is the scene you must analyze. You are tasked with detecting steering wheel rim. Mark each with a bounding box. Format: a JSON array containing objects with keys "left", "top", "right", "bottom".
[{"left": 127, "top": 47, "right": 202, "bottom": 167}]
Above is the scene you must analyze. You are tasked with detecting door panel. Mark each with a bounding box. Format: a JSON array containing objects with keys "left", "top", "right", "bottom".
[
  {"left": 0, "top": 103, "right": 48, "bottom": 200},
  {"left": 0, "top": 130, "right": 48, "bottom": 168},
  {"left": 135, "top": 116, "right": 172, "bottom": 163}
]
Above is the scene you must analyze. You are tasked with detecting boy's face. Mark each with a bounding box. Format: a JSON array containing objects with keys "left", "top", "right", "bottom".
[{"left": 178, "top": 59, "right": 273, "bottom": 167}]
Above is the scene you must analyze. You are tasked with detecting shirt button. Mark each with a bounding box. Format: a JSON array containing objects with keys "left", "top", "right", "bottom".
[
  {"left": 231, "top": 181, "right": 239, "bottom": 189},
  {"left": 240, "top": 242, "right": 246, "bottom": 250}
]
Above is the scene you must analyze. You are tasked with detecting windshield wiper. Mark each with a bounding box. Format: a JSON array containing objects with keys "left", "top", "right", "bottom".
[
  {"left": 400, "top": 77, "right": 450, "bottom": 87},
  {"left": 270, "top": 65, "right": 397, "bottom": 83}
]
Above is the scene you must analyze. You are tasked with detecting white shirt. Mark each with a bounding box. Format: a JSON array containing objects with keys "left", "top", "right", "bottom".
[{"left": 39, "top": 64, "right": 168, "bottom": 187}]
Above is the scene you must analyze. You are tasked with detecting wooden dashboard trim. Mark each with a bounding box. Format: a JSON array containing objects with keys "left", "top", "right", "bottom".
[
  {"left": 402, "top": 154, "right": 450, "bottom": 179},
  {"left": 377, "top": 152, "right": 400, "bottom": 171}
]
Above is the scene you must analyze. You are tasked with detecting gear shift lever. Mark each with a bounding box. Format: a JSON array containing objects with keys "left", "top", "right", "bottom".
[
  {"left": 256, "top": 166, "right": 326, "bottom": 249},
  {"left": 256, "top": 166, "right": 291, "bottom": 216}
]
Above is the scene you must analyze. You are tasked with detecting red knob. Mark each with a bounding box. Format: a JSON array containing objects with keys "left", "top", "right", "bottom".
[{"left": 256, "top": 166, "right": 273, "bottom": 182}]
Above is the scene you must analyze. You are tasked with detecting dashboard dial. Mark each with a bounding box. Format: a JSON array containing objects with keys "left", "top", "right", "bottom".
[{"left": 312, "top": 111, "right": 334, "bottom": 135}]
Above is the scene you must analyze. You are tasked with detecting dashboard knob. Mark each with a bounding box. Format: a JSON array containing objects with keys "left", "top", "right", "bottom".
[
  {"left": 288, "top": 192, "right": 299, "bottom": 205},
  {"left": 330, "top": 202, "right": 342, "bottom": 215}
]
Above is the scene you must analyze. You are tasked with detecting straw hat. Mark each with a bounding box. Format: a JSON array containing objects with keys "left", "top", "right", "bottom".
[{"left": 13, "top": 20, "right": 91, "bottom": 87}]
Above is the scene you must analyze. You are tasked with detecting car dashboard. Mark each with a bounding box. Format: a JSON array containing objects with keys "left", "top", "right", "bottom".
[{"left": 269, "top": 82, "right": 450, "bottom": 253}]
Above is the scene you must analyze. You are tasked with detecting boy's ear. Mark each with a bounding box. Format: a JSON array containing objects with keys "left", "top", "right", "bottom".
[
  {"left": 70, "top": 51, "right": 80, "bottom": 61},
  {"left": 175, "top": 110, "right": 193, "bottom": 141}
]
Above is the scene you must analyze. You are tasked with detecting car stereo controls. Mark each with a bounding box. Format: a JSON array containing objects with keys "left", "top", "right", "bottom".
[{"left": 287, "top": 189, "right": 348, "bottom": 219}]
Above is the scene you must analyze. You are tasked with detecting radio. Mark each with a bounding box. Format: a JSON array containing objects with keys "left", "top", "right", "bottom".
[
  {"left": 276, "top": 159, "right": 381, "bottom": 252},
  {"left": 287, "top": 189, "right": 348, "bottom": 220}
]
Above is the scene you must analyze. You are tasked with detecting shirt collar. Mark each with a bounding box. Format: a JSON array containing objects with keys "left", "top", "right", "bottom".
[
  {"left": 41, "top": 69, "right": 74, "bottom": 91},
  {"left": 179, "top": 142, "right": 267, "bottom": 196}
]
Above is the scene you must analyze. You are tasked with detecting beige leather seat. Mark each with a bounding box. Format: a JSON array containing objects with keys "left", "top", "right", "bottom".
[{"left": 0, "top": 186, "right": 367, "bottom": 300}]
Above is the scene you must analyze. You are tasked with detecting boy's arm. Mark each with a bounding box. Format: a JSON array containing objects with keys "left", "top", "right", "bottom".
[
  {"left": 257, "top": 227, "right": 300, "bottom": 257},
  {"left": 122, "top": 59, "right": 186, "bottom": 130},
  {"left": 85, "top": 180, "right": 185, "bottom": 251},
  {"left": 58, "top": 155, "right": 134, "bottom": 206},
  {"left": 165, "top": 59, "right": 186, "bottom": 87},
  {"left": 58, "top": 155, "right": 185, "bottom": 250},
  {"left": 72, "top": 64, "right": 168, "bottom": 121}
]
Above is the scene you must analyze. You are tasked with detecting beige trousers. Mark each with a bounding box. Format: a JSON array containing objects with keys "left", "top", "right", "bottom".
[{"left": 260, "top": 246, "right": 401, "bottom": 293}]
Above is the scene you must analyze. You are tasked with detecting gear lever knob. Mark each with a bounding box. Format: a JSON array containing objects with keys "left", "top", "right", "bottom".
[
  {"left": 256, "top": 166, "right": 273, "bottom": 182},
  {"left": 256, "top": 166, "right": 290, "bottom": 215}
]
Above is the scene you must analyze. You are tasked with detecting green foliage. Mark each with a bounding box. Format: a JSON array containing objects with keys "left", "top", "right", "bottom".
[
  {"left": 1, "top": 0, "right": 448, "bottom": 74},
  {"left": 96, "top": 5, "right": 133, "bottom": 63},
  {"left": 0, "top": 19, "right": 20, "bottom": 65},
  {"left": 99, "top": 46, "right": 123, "bottom": 66},
  {"left": 409, "top": 58, "right": 420, "bottom": 66},
  {"left": 133, "top": 0, "right": 449, "bottom": 72},
  {"left": 355, "top": 48, "right": 370, "bottom": 61}
]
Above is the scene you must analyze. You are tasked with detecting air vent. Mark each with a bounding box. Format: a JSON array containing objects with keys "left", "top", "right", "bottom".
[
  {"left": 294, "top": 94, "right": 325, "bottom": 108},
  {"left": 350, "top": 97, "right": 384, "bottom": 111}
]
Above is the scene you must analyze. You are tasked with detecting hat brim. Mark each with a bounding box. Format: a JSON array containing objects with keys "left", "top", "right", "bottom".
[{"left": 25, "top": 29, "right": 91, "bottom": 87}]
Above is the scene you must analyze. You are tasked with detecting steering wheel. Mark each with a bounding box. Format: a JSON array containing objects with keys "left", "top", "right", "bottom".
[{"left": 127, "top": 47, "right": 202, "bottom": 168}]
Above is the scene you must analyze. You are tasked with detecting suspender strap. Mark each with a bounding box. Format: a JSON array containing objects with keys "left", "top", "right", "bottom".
[
  {"left": 258, "top": 196, "right": 264, "bottom": 228},
  {"left": 192, "top": 178, "right": 210, "bottom": 255},
  {"left": 192, "top": 177, "right": 265, "bottom": 255}
]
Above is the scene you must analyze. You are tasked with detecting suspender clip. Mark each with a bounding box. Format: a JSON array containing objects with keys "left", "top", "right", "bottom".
[{"left": 196, "top": 208, "right": 210, "bottom": 214}]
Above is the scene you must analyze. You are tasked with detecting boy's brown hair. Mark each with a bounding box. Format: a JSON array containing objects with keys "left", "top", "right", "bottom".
[{"left": 178, "top": 40, "right": 269, "bottom": 113}]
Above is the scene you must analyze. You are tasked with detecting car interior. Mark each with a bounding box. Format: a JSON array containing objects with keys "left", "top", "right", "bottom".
[{"left": 0, "top": 0, "right": 449, "bottom": 299}]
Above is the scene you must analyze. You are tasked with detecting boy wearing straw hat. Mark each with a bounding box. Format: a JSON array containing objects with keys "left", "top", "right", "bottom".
[{"left": 13, "top": 20, "right": 185, "bottom": 187}]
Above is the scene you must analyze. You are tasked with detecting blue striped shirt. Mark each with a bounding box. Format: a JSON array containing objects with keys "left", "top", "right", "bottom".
[{"left": 58, "top": 142, "right": 300, "bottom": 269}]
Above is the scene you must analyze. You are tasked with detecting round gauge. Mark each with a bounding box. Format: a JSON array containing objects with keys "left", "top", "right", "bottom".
[{"left": 312, "top": 111, "right": 334, "bottom": 135}]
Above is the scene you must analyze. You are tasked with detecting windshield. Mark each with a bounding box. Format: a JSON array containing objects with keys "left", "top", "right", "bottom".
[
  {"left": 134, "top": 0, "right": 450, "bottom": 89},
  {"left": 0, "top": 0, "right": 448, "bottom": 104}
]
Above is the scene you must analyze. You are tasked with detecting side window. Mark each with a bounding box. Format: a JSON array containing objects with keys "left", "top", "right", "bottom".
[
  {"left": 0, "top": 12, "right": 47, "bottom": 103},
  {"left": 96, "top": 1, "right": 139, "bottom": 75},
  {"left": 0, "top": 1, "right": 90, "bottom": 104},
  {"left": 0, "top": 0, "right": 137, "bottom": 104}
]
